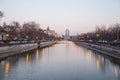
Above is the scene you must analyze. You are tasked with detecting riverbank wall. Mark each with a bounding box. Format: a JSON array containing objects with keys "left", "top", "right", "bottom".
[
  {"left": 0, "top": 41, "right": 56, "bottom": 60},
  {"left": 75, "top": 42, "right": 120, "bottom": 60}
]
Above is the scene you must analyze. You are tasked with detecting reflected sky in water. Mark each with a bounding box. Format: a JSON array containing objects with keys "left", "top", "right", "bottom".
[{"left": 0, "top": 41, "right": 120, "bottom": 80}]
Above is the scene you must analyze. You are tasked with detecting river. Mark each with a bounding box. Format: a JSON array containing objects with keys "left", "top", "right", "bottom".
[{"left": 0, "top": 41, "right": 120, "bottom": 80}]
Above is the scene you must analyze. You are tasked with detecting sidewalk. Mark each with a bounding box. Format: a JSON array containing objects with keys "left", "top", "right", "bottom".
[
  {"left": 76, "top": 42, "right": 120, "bottom": 59},
  {"left": 0, "top": 41, "right": 56, "bottom": 60}
]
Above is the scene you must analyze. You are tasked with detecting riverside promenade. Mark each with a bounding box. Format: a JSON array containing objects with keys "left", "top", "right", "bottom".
[
  {"left": 0, "top": 41, "right": 56, "bottom": 60},
  {"left": 75, "top": 42, "right": 120, "bottom": 60}
]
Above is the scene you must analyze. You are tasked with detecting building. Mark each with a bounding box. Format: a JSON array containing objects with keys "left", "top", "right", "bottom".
[
  {"left": 65, "top": 29, "right": 70, "bottom": 40},
  {"left": 44, "top": 26, "right": 61, "bottom": 38}
]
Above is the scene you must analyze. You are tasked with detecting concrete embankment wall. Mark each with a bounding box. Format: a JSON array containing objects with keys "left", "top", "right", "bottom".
[
  {"left": 75, "top": 42, "right": 120, "bottom": 59},
  {"left": 0, "top": 41, "right": 56, "bottom": 60},
  {"left": 40, "top": 41, "right": 56, "bottom": 48}
]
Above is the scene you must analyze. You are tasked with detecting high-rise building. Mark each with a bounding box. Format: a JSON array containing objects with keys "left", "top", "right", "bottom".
[{"left": 65, "top": 29, "right": 70, "bottom": 40}]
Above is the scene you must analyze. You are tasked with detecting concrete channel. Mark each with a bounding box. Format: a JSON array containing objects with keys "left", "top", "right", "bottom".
[
  {"left": 75, "top": 42, "right": 120, "bottom": 60},
  {"left": 0, "top": 41, "right": 56, "bottom": 60}
]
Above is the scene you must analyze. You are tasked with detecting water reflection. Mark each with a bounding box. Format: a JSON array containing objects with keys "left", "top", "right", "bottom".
[
  {"left": 0, "top": 41, "right": 120, "bottom": 80},
  {"left": 86, "top": 50, "right": 92, "bottom": 63},
  {"left": 26, "top": 53, "right": 29, "bottom": 66},
  {"left": 42, "top": 48, "right": 45, "bottom": 58},
  {"left": 96, "top": 58, "right": 100, "bottom": 70},
  {"left": 75, "top": 43, "right": 120, "bottom": 80},
  {"left": 46, "top": 47, "right": 49, "bottom": 54},
  {"left": 5, "top": 61, "right": 10, "bottom": 79},
  {"left": 77, "top": 44, "right": 109, "bottom": 72},
  {"left": 112, "top": 65, "right": 120, "bottom": 80},
  {"left": 35, "top": 49, "right": 39, "bottom": 62},
  {"left": 94, "top": 52, "right": 110, "bottom": 73}
]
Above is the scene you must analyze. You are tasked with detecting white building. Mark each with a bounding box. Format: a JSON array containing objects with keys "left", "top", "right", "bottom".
[{"left": 65, "top": 29, "right": 70, "bottom": 40}]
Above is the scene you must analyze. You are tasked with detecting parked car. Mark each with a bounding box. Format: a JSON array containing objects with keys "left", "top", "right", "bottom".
[
  {"left": 21, "top": 40, "right": 28, "bottom": 44},
  {"left": 98, "top": 40, "right": 108, "bottom": 44},
  {"left": 111, "top": 40, "right": 120, "bottom": 46},
  {"left": 9, "top": 41, "right": 16, "bottom": 45},
  {"left": 0, "top": 40, "right": 6, "bottom": 45},
  {"left": 39, "top": 40, "right": 48, "bottom": 42},
  {"left": 88, "top": 40, "right": 93, "bottom": 42},
  {"left": 16, "top": 40, "right": 21, "bottom": 44},
  {"left": 29, "top": 40, "right": 35, "bottom": 43}
]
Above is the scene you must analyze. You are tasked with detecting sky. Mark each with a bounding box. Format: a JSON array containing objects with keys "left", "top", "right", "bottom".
[{"left": 0, "top": 0, "right": 120, "bottom": 35}]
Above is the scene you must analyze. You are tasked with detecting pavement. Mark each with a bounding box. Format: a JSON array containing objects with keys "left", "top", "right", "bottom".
[{"left": 76, "top": 42, "right": 120, "bottom": 59}]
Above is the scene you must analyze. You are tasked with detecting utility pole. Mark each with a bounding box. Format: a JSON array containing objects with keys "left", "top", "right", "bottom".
[
  {"left": 117, "top": 28, "right": 119, "bottom": 40},
  {"left": 116, "top": 23, "right": 120, "bottom": 40}
]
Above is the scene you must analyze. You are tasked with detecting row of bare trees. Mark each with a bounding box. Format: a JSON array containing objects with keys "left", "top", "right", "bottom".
[
  {"left": 76, "top": 23, "right": 120, "bottom": 43},
  {"left": 0, "top": 11, "right": 60, "bottom": 41},
  {"left": 0, "top": 21, "right": 53, "bottom": 40}
]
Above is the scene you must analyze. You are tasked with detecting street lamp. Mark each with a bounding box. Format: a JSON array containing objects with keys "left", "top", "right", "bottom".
[
  {"left": 36, "top": 36, "right": 38, "bottom": 43},
  {"left": 6, "top": 34, "right": 9, "bottom": 39},
  {"left": 96, "top": 33, "right": 99, "bottom": 43},
  {"left": 36, "top": 36, "right": 38, "bottom": 39},
  {"left": 117, "top": 28, "right": 119, "bottom": 40},
  {"left": 26, "top": 36, "right": 29, "bottom": 43},
  {"left": 5, "top": 34, "right": 9, "bottom": 45},
  {"left": 96, "top": 34, "right": 99, "bottom": 37},
  {"left": 6, "top": 34, "right": 9, "bottom": 36},
  {"left": 26, "top": 36, "right": 29, "bottom": 40}
]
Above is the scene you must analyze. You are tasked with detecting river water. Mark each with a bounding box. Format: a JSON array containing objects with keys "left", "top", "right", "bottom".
[{"left": 0, "top": 41, "right": 120, "bottom": 80}]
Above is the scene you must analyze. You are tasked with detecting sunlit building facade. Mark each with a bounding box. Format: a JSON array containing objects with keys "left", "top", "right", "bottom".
[{"left": 44, "top": 26, "right": 61, "bottom": 38}]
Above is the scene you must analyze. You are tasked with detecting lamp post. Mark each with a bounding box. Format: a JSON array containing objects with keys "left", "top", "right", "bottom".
[
  {"left": 36, "top": 36, "right": 38, "bottom": 43},
  {"left": 117, "top": 28, "right": 119, "bottom": 40},
  {"left": 96, "top": 33, "right": 99, "bottom": 43},
  {"left": 115, "top": 23, "right": 120, "bottom": 40},
  {"left": 6, "top": 34, "right": 9, "bottom": 45},
  {"left": 96, "top": 34, "right": 99, "bottom": 37},
  {"left": 87, "top": 35, "right": 89, "bottom": 41},
  {"left": 26, "top": 36, "right": 29, "bottom": 43},
  {"left": 6, "top": 34, "right": 9, "bottom": 39},
  {"left": 96, "top": 34, "right": 99, "bottom": 40}
]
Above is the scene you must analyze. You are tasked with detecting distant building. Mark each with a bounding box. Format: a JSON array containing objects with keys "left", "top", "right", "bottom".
[
  {"left": 44, "top": 26, "right": 61, "bottom": 38},
  {"left": 65, "top": 29, "right": 70, "bottom": 40}
]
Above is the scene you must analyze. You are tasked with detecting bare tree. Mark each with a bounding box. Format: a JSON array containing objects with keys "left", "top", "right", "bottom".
[
  {"left": 76, "top": 23, "right": 120, "bottom": 44},
  {"left": 0, "top": 11, "right": 3, "bottom": 18},
  {"left": 0, "top": 11, "right": 4, "bottom": 25},
  {"left": 3, "top": 21, "right": 21, "bottom": 40}
]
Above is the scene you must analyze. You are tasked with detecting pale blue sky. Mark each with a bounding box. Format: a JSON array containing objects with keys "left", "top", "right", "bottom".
[{"left": 0, "top": 0, "right": 120, "bottom": 35}]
